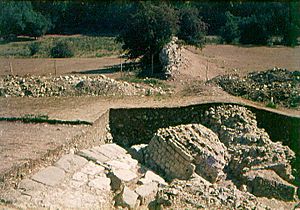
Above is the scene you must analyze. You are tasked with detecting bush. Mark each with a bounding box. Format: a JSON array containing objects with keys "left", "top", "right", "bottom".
[
  {"left": 28, "top": 42, "right": 40, "bottom": 56},
  {"left": 178, "top": 7, "right": 207, "bottom": 48},
  {"left": 50, "top": 41, "right": 74, "bottom": 58},
  {"left": 220, "top": 12, "right": 240, "bottom": 44},
  {"left": 239, "top": 16, "right": 269, "bottom": 45}
]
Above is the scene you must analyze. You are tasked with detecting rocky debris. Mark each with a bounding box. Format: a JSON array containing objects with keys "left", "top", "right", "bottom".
[
  {"left": 153, "top": 174, "right": 270, "bottom": 210},
  {"left": 244, "top": 169, "right": 297, "bottom": 201},
  {"left": 0, "top": 74, "right": 166, "bottom": 97},
  {"left": 159, "top": 37, "right": 185, "bottom": 78},
  {"left": 213, "top": 68, "right": 300, "bottom": 108},
  {"left": 202, "top": 105, "right": 297, "bottom": 200},
  {"left": 145, "top": 124, "right": 229, "bottom": 182}
]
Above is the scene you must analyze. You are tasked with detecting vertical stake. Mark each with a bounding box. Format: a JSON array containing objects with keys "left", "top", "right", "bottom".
[
  {"left": 206, "top": 60, "right": 209, "bottom": 82},
  {"left": 54, "top": 60, "right": 57, "bottom": 76},
  {"left": 9, "top": 56, "right": 13, "bottom": 75}
]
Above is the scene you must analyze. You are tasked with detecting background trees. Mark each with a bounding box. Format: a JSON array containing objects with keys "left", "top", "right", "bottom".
[{"left": 0, "top": 1, "right": 298, "bottom": 46}]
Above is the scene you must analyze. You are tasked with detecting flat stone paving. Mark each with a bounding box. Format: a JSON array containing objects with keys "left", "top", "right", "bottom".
[{"left": 1, "top": 143, "right": 165, "bottom": 209}]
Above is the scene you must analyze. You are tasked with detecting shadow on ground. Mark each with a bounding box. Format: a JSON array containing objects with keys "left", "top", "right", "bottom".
[{"left": 75, "top": 62, "right": 140, "bottom": 75}]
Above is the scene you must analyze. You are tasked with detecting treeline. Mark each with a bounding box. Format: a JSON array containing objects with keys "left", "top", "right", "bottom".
[{"left": 0, "top": 1, "right": 299, "bottom": 46}]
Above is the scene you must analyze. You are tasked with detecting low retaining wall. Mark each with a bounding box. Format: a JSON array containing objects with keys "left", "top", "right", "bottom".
[{"left": 109, "top": 102, "right": 300, "bottom": 167}]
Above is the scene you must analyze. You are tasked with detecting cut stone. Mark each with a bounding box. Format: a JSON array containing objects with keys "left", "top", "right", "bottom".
[
  {"left": 94, "top": 143, "right": 128, "bottom": 160},
  {"left": 54, "top": 154, "right": 88, "bottom": 173},
  {"left": 138, "top": 170, "right": 167, "bottom": 186},
  {"left": 31, "top": 166, "right": 65, "bottom": 186},
  {"left": 135, "top": 182, "right": 158, "bottom": 205},
  {"left": 88, "top": 177, "right": 111, "bottom": 191},
  {"left": 77, "top": 149, "right": 110, "bottom": 163},
  {"left": 108, "top": 169, "right": 138, "bottom": 191},
  {"left": 115, "top": 186, "right": 139, "bottom": 209},
  {"left": 245, "top": 169, "right": 297, "bottom": 201},
  {"left": 80, "top": 161, "right": 105, "bottom": 176}
]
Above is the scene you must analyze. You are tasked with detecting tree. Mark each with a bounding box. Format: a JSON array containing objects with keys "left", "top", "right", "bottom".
[
  {"left": 220, "top": 11, "right": 240, "bottom": 43},
  {"left": 116, "top": 2, "right": 178, "bottom": 71},
  {"left": 0, "top": 1, "right": 50, "bottom": 39},
  {"left": 178, "top": 6, "right": 207, "bottom": 48}
]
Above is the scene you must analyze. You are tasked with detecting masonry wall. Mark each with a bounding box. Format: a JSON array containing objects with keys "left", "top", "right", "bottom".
[{"left": 109, "top": 102, "right": 300, "bottom": 163}]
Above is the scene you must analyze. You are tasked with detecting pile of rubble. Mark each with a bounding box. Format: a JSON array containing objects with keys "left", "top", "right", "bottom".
[
  {"left": 213, "top": 68, "right": 300, "bottom": 108},
  {"left": 0, "top": 74, "right": 166, "bottom": 97},
  {"left": 159, "top": 37, "right": 185, "bottom": 78},
  {"left": 131, "top": 105, "right": 298, "bottom": 209}
]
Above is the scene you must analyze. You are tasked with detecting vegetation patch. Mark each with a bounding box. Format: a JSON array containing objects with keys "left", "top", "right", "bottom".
[{"left": 0, "top": 36, "right": 121, "bottom": 58}]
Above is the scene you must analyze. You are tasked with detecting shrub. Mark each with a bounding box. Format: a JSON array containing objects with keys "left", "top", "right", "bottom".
[
  {"left": 220, "top": 12, "right": 240, "bottom": 44},
  {"left": 178, "top": 7, "right": 207, "bottom": 48},
  {"left": 50, "top": 41, "right": 74, "bottom": 58},
  {"left": 28, "top": 42, "right": 40, "bottom": 56}
]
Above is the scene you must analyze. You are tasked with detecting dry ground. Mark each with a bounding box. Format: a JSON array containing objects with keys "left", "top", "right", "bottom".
[{"left": 0, "top": 44, "right": 299, "bottom": 207}]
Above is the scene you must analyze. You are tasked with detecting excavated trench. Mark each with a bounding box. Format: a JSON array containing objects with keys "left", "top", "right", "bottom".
[
  {"left": 109, "top": 102, "right": 299, "bottom": 157},
  {"left": 1, "top": 102, "right": 299, "bottom": 209}
]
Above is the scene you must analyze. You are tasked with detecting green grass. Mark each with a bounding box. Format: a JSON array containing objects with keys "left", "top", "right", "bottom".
[{"left": 0, "top": 35, "right": 121, "bottom": 58}]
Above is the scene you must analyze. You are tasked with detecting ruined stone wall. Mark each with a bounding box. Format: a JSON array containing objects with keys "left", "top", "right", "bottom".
[
  {"left": 145, "top": 124, "right": 229, "bottom": 182},
  {"left": 109, "top": 103, "right": 299, "bottom": 150},
  {"left": 109, "top": 103, "right": 300, "bottom": 177}
]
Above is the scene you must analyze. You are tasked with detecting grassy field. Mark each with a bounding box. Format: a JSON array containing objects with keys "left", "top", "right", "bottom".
[{"left": 0, "top": 35, "right": 122, "bottom": 58}]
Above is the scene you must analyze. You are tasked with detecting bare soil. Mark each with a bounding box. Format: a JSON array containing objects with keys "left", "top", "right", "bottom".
[
  {"left": 0, "top": 57, "right": 123, "bottom": 76},
  {"left": 0, "top": 44, "right": 299, "bottom": 208}
]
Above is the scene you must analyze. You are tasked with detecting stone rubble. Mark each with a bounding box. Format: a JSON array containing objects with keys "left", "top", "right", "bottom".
[
  {"left": 159, "top": 37, "right": 185, "bottom": 78},
  {"left": 213, "top": 68, "right": 300, "bottom": 108},
  {"left": 202, "top": 105, "right": 297, "bottom": 200},
  {"left": 0, "top": 74, "right": 166, "bottom": 97}
]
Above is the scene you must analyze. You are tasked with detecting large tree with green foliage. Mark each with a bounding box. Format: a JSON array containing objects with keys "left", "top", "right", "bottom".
[
  {"left": 178, "top": 6, "right": 207, "bottom": 48},
  {"left": 0, "top": 1, "right": 51, "bottom": 39},
  {"left": 116, "top": 2, "right": 178, "bottom": 71}
]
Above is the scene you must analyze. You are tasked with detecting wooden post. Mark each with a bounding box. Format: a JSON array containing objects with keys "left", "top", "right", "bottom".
[
  {"left": 9, "top": 57, "right": 13, "bottom": 75},
  {"left": 206, "top": 60, "right": 209, "bottom": 82},
  {"left": 54, "top": 60, "right": 57, "bottom": 76},
  {"left": 120, "top": 56, "right": 123, "bottom": 75}
]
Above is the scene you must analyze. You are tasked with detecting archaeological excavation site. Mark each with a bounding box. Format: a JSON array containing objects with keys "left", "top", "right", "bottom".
[
  {"left": 0, "top": 2, "right": 300, "bottom": 208},
  {"left": 0, "top": 98, "right": 299, "bottom": 209}
]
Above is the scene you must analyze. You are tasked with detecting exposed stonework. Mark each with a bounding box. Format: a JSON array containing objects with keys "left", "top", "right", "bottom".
[
  {"left": 159, "top": 37, "right": 185, "bottom": 78},
  {"left": 202, "top": 105, "right": 297, "bottom": 200},
  {"left": 145, "top": 124, "right": 229, "bottom": 182}
]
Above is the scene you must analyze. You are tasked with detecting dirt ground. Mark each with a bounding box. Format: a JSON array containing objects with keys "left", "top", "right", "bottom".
[
  {"left": 0, "top": 56, "right": 124, "bottom": 76},
  {"left": 0, "top": 122, "right": 86, "bottom": 181},
  {"left": 0, "top": 44, "right": 299, "bottom": 209}
]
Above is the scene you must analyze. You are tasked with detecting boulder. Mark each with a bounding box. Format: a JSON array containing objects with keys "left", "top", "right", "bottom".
[{"left": 245, "top": 169, "right": 297, "bottom": 201}]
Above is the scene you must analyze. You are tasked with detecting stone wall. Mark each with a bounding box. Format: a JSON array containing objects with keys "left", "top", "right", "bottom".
[
  {"left": 109, "top": 102, "right": 300, "bottom": 175},
  {"left": 145, "top": 124, "right": 229, "bottom": 182}
]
